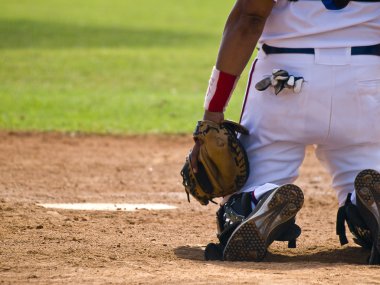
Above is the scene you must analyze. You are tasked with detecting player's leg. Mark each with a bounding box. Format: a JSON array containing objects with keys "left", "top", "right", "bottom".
[
  {"left": 213, "top": 55, "right": 311, "bottom": 261},
  {"left": 316, "top": 142, "right": 380, "bottom": 264},
  {"left": 239, "top": 55, "right": 313, "bottom": 194},
  {"left": 353, "top": 169, "right": 380, "bottom": 264},
  {"left": 238, "top": 51, "right": 336, "bottom": 196},
  {"left": 315, "top": 144, "right": 380, "bottom": 206},
  {"left": 314, "top": 53, "right": 380, "bottom": 263}
]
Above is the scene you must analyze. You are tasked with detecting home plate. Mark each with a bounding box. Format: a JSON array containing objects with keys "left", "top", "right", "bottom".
[{"left": 38, "top": 203, "right": 177, "bottom": 211}]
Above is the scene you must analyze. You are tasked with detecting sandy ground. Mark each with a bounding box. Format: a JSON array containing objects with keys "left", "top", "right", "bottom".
[{"left": 0, "top": 132, "right": 379, "bottom": 284}]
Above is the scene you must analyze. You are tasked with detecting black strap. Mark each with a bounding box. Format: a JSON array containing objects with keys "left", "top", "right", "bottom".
[
  {"left": 288, "top": 239, "right": 297, "bottom": 248},
  {"left": 352, "top": 44, "right": 380, "bottom": 56},
  {"left": 262, "top": 44, "right": 314, "bottom": 55},
  {"left": 262, "top": 43, "right": 380, "bottom": 56},
  {"left": 336, "top": 205, "right": 349, "bottom": 245},
  {"left": 336, "top": 193, "right": 353, "bottom": 246}
]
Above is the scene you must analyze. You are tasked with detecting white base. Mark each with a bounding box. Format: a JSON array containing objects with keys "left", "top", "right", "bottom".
[{"left": 38, "top": 203, "right": 177, "bottom": 212}]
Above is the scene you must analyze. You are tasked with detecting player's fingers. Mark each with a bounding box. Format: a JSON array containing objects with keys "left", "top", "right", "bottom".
[{"left": 190, "top": 141, "right": 201, "bottom": 173}]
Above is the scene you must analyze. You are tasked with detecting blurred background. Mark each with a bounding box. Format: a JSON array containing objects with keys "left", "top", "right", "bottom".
[{"left": 0, "top": 0, "right": 251, "bottom": 134}]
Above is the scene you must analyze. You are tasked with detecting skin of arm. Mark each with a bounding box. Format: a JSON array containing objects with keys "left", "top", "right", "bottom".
[
  {"left": 191, "top": 0, "right": 275, "bottom": 172},
  {"left": 217, "top": 0, "right": 275, "bottom": 76},
  {"left": 205, "top": 0, "right": 275, "bottom": 123}
]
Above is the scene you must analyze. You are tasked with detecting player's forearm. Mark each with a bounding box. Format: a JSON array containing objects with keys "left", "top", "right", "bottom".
[
  {"left": 215, "top": 1, "right": 273, "bottom": 76},
  {"left": 216, "top": 14, "right": 266, "bottom": 76},
  {"left": 202, "top": 0, "right": 274, "bottom": 115}
]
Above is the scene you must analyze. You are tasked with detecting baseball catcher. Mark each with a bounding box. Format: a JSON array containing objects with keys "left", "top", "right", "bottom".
[{"left": 182, "top": 0, "right": 380, "bottom": 264}]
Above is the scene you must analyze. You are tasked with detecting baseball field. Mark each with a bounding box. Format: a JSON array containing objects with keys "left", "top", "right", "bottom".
[{"left": 0, "top": 1, "right": 379, "bottom": 284}]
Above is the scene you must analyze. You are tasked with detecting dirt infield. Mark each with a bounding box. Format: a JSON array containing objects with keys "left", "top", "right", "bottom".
[{"left": 0, "top": 132, "right": 379, "bottom": 284}]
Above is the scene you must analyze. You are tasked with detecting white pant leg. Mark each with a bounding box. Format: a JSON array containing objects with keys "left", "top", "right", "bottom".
[
  {"left": 239, "top": 54, "right": 318, "bottom": 193},
  {"left": 239, "top": 50, "right": 380, "bottom": 203},
  {"left": 314, "top": 54, "right": 380, "bottom": 206},
  {"left": 239, "top": 140, "right": 306, "bottom": 193},
  {"left": 315, "top": 143, "right": 380, "bottom": 206}
]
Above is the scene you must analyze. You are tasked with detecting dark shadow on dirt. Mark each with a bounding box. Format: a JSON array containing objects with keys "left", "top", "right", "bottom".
[
  {"left": 174, "top": 245, "right": 370, "bottom": 267},
  {"left": 175, "top": 245, "right": 206, "bottom": 261}
]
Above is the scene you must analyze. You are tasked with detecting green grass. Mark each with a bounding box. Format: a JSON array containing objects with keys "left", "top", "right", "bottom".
[{"left": 0, "top": 0, "right": 254, "bottom": 134}]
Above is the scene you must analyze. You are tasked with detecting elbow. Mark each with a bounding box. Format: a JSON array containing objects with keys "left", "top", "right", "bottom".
[
  {"left": 223, "top": 0, "right": 273, "bottom": 38},
  {"left": 237, "top": 14, "right": 267, "bottom": 37}
]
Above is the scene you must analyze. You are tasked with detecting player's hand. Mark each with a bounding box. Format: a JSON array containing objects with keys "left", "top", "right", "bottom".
[
  {"left": 190, "top": 111, "right": 224, "bottom": 173},
  {"left": 202, "top": 110, "right": 224, "bottom": 124}
]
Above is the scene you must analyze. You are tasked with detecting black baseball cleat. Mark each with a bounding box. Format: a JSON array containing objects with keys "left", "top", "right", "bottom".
[
  {"left": 354, "top": 169, "right": 380, "bottom": 265},
  {"left": 222, "top": 184, "right": 304, "bottom": 261}
]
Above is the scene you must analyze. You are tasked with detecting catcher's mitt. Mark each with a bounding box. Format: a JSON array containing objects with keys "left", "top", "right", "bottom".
[{"left": 180, "top": 120, "right": 250, "bottom": 205}]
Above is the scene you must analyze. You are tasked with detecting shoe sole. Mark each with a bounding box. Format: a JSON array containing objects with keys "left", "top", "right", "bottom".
[
  {"left": 222, "top": 184, "right": 304, "bottom": 261},
  {"left": 354, "top": 169, "right": 380, "bottom": 264}
]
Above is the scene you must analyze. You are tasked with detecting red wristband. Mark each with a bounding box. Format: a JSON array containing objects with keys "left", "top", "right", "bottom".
[{"left": 204, "top": 67, "right": 239, "bottom": 112}]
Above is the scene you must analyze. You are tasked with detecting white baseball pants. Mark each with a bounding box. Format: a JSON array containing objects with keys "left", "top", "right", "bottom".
[{"left": 239, "top": 48, "right": 380, "bottom": 206}]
